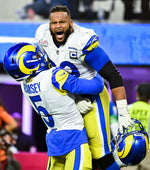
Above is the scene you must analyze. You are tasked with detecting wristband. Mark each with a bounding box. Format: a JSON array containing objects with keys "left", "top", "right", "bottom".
[
  {"left": 116, "top": 99, "right": 128, "bottom": 109},
  {"left": 116, "top": 99, "right": 128, "bottom": 115}
]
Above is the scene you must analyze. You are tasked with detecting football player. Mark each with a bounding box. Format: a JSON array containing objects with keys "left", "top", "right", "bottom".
[
  {"left": 35, "top": 5, "right": 134, "bottom": 170},
  {"left": 3, "top": 42, "right": 105, "bottom": 170}
]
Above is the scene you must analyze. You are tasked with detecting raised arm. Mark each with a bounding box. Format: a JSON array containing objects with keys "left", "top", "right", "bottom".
[{"left": 51, "top": 67, "right": 104, "bottom": 95}]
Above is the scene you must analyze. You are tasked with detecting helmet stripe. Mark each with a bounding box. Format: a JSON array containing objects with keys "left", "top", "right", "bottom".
[
  {"left": 144, "top": 135, "right": 149, "bottom": 154},
  {"left": 16, "top": 45, "right": 39, "bottom": 74},
  {"left": 118, "top": 135, "right": 133, "bottom": 158}
]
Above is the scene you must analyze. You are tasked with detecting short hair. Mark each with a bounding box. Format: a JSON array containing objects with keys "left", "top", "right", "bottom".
[
  {"left": 136, "top": 82, "right": 150, "bottom": 101},
  {"left": 50, "top": 5, "right": 71, "bottom": 18}
]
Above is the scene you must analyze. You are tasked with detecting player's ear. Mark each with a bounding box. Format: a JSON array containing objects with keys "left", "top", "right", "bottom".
[
  {"left": 70, "top": 19, "right": 73, "bottom": 33},
  {"left": 70, "top": 19, "right": 73, "bottom": 27}
]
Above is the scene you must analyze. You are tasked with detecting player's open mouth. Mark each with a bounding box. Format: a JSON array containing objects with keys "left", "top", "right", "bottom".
[{"left": 56, "top": 31, "right": 64, "bottom": 40}]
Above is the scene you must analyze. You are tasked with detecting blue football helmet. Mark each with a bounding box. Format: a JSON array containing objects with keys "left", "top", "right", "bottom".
[
  {"left": 3, "top": 42, "right": 51, "bottom": 81},
  {"left": 116, "top": 118, "right": 149, "bottom": 166}
]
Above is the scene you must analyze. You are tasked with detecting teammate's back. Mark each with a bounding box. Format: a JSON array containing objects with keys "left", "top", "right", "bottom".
[{"left": 21, "top": 68, "right": 84, "bottom": 131}]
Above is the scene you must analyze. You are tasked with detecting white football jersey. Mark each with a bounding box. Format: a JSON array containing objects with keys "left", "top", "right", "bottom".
[
  {"left": 20, "top": 68, "right": 84, "bottom": 131},
  {"left": 35, "top": 23, "right": 97, "bottom": 79}
]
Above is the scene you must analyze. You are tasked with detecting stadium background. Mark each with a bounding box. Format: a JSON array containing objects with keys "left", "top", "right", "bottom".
[{"left": 0, "top": 0, "right": 150, "bottom": 152}]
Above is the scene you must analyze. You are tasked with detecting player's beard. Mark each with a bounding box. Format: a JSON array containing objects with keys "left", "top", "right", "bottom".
[{"left": 50, "top": 25, "right": 72, "bottom": 46}]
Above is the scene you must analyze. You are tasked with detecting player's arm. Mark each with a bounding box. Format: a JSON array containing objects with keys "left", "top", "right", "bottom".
[
  {"left": 84, "top": 47, "right": 127, "bottom": 100},
  {"left": 83, "top": 43, "right": 134, "bottom": 132},
  {"left": 51, "top": 67, "right": 104, "bottom": 95},
  {"left": 0, "top": 106, "right": 18, "bottom": 132},
  {"left": 82, "top": 34, "right": 123, "bottom": 90}
]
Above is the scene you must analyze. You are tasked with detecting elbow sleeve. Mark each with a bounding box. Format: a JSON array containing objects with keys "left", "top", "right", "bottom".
[{"left": 99, "top": 61, "right": 124, "bottom": 89}]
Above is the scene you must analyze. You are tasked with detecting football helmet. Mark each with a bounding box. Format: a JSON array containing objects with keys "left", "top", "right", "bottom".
[
  {"left": 116, "top": 118, "right": 149, "bottom": 166},
  {"left": 3, "top": 42, "right": 51, "bottom": 81}
]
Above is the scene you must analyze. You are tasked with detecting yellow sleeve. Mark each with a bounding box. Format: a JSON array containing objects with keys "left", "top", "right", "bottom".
[{"left": 52, "top": 68, "right": 69, "bottom": 95}]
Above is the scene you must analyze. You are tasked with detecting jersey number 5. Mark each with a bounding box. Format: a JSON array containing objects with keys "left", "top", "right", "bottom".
[{"left": 29, "top": 95, "right": 54, "bottom": 127}]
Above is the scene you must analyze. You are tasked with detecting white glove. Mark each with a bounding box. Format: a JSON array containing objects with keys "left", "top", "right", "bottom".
[
  {"left": 116, "top": 99, "right": 134, "bottom": 134},
  {"left": 76, "top": 97, "right": 93, "bottom": 114}
]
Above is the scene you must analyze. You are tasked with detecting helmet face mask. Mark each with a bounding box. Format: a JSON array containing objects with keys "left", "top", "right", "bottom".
[
  {"left": 3, "top": 43, "right": 50, "bottom": 81},
  {"left": 116, "top": 118, "right": 149, "bottom": 166}
]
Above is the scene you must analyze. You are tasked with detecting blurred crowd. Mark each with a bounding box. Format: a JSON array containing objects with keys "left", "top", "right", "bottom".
[
  {"left": 16, "top": 0, "right": 150, "bottom": 22},
  {"left": 0, "top": 97, "right": 37, "bottom": 170}
]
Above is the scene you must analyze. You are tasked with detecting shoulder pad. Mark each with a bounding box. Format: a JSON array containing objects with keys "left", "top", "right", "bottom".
[
  {"left": 82, "top": 35, "right": 99, "bottom": 55},
  {"left": 35, "top": 23, "right": 49, "bottom": 40},
  {"left": 52, "top": 68, "right": 69, "bottom": 92},
  {"left": 73, "top": 24, "right": 99, "bottom": 53}
]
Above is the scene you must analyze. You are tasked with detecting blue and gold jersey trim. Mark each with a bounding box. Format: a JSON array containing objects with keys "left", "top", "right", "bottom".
[
  {"left": 82, "top": 35, "right": 99, "bottom": 55},
  {"left": 51, "top": 68, "right": 69, "bottom": 95}
]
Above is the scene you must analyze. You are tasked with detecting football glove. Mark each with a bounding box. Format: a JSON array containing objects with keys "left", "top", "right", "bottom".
[
  {"left": 116, "top": 99, "right": 134, "bottom": 133},
  {"left": 76, "top": 96, "right": 93, "bottom": 114}
]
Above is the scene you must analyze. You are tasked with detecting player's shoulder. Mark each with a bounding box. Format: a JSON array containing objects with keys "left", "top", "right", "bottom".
[
  {"left": 74, "top": 23, "right": 97, "bottom": 39},
  {"left": 73, "top": 23, "right": 99, "bottom": 51},
  {"left": 36, "top": 23, "right": 49, "bottom": 31},
  {"left": 21, "top": 69, "right": 52, "bottom": 85},
  {"left": 37, "top": 69, "right": 52, "bottom": 81},
  {"left": 51, "top": 67, "right": 69, "bottom": 84},
  {"left": 35, "top": 23, "right": 49, "bottom": 37},
  {"left": 74, "top": 23, "right": 96, "bottom": 36}
]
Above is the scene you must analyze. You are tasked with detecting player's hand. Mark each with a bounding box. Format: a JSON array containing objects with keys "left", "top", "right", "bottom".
[
  {"left": 116, "top": 99, "right": 134, "bottom": 133},
  {"left": 76, "top": 97, "right": 93, "bottom": 114},
  {"left": 118, "top": 113, "right": 134, "bottom": 134}
]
